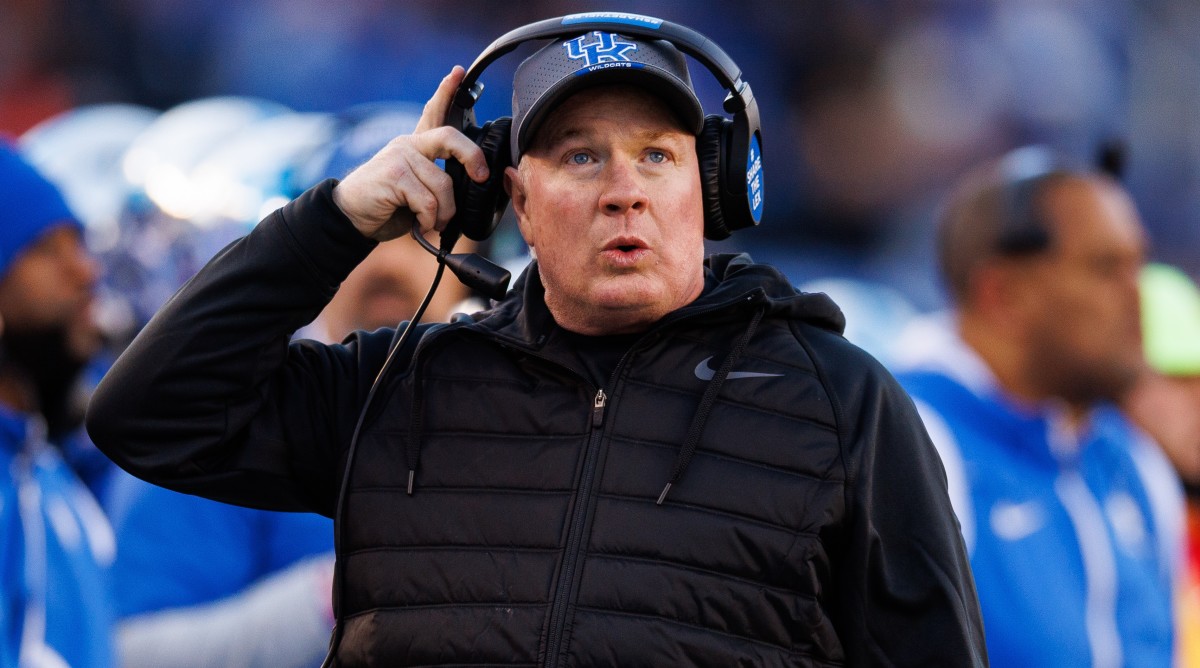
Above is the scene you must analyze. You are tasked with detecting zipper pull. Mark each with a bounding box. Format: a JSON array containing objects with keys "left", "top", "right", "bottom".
[{"left": 592, "top": 389, "right": 608, "bottom": 427}]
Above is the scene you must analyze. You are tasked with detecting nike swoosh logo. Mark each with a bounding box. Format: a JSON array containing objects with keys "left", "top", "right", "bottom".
[
  {"left": 693, "top": 356, "right": 785, "bottom": 381},
  {"left": 990, "top": 500, "right": 1045, "bottom": 541}
]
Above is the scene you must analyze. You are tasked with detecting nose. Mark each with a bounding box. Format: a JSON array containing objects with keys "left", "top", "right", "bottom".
[
  {"left": 598, "top": 158, "right": 648, "bottom": 216},
  {"left": 72, "top": 245, "right": 101, "bottom": 291}
]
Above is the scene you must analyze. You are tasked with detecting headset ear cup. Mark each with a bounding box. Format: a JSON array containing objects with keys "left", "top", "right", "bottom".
[
  {"left": 451, "top": 117, "right": 512, "bottom": 241},
  {"left": 697, "top": 115, "right": 730, "bottom": 240}
]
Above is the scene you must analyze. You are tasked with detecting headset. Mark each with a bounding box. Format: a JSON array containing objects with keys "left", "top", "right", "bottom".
[
  {"left": 994, "top": 141, "right": 1127, "bottom": 256},
  {"left": 440, "top": 12, "right": 765, "bottom": 249},
  {"left": 322, "top": 15, "right": 764, "bottom": 666},
  {"left": 996, "top": 152, "right": 1058, "bottom": 256}
]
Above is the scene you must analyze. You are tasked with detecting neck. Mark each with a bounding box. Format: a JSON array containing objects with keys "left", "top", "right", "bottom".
[
  {"left": 958, "top": 312, "right": 1089, "bottom": 429},
  {"left": 542, "top": 290, "right": 659, "bottom": 336}
]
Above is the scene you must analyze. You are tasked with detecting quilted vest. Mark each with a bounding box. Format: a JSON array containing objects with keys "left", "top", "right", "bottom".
[{"left": 332, "top": 288, "right": 850, "bottom": 667}]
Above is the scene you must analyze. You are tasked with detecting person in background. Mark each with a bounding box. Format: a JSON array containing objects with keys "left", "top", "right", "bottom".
[
  {"left": 894, "top": 146, "right": 1183, "bottom": 667},
  {"left": 299, "top": 228, "right": 477, "bottom": 344},
  {"left": 17, "top": 102, "right": 161, "bottom": 502},
  {"left": 0, "top": 140, "right": 114, "bottom": 667},
  {"left": 1122, "top": 262, "right": 1200, "bottom": 667}
]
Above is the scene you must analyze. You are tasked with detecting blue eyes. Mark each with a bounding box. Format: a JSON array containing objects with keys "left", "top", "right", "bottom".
[{"left": 566, "top": 151, "right": 669, "bottom": 165}]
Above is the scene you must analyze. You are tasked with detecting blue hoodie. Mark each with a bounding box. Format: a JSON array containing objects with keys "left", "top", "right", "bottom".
[
  {"left": 0, "top": 405, "right": 115, "bottom": 667},
  {"left": 895, "top": 315, "right": 1182, "bottom": 668}
]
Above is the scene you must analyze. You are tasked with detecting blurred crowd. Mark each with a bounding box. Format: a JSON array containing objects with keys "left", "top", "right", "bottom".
[
  {"left": 6, "top": 0, "right": 1200, "bottom": 666},
  {"left": 9, "top": 0, "right": 1200, "bottom": 304}
]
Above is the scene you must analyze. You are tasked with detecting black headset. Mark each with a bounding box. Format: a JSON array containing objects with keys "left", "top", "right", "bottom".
[
  {"left": 442, "top": 12, "right": 765, "bottom": 245},
  {"left": 994, "top": 141, "right": 1127, "bottom": 256},
  {"left": 996, "top": 157, "right": 1058, "bottom": 255}
]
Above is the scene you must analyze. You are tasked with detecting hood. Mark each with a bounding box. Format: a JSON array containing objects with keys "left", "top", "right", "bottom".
[
  {"left": 471, "top": 252, "right": 845, "bottom": 348},
  {"left": 703, "top": 253, "right": 845, "bottom": 333}
]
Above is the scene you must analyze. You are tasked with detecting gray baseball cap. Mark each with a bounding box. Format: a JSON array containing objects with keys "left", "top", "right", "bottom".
[{"left": 510, "top": 30, "right": 705, "bottom": 161}]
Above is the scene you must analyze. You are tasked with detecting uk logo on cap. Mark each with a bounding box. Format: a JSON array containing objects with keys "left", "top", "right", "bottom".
[{"left": 564, "top": 32, "right": 638, "bottom": 67}]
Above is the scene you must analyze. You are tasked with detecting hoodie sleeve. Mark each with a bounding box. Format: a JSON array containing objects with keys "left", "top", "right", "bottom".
[
  {"left": 804, "top": 328, "right": 988, "bottom": 667},
  {"left": 86, "top": 180, "right": 390, "bottom": 517}
]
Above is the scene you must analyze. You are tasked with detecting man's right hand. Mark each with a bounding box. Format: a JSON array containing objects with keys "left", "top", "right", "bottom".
[{"left": 331, "top": 66, "right": 491, "bottom": 242}]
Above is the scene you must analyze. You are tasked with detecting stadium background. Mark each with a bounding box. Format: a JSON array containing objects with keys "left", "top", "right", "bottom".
[{"left": 3, "top": 0, "right": 1198, "bottom": 319}]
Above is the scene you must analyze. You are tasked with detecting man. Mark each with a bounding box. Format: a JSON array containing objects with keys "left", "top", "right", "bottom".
[
  {"left": 88, "top": 17, "right": 985, "bottom": 666},
  {"left": 894, "top": 147, "right": 1181, "bottom": 667},
  {"left": 0, "top": 141, "right": 114, "bottom": 667}
]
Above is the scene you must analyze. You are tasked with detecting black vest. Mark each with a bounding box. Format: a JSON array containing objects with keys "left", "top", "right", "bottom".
[{"left": 334, "top": 290, "right": 850, "bottom": 667}]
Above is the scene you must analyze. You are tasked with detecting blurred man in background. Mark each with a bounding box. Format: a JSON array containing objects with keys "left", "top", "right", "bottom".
[
  {"left": 894, "top": 147, "right": 1182, "bottom": 667},
  {"left": 0, "top": 140, "right": 114, "bottom": 667},
  {"left": 299, "top": 229, "right": 476, "bottom": 344}
]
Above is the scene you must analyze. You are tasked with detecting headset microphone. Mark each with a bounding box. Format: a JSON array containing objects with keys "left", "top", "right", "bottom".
[{"left": 409, "top": 224, "right": 511, "bottom": 301}]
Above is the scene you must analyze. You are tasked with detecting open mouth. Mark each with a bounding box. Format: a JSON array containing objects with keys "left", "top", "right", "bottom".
[
  {"left": 605, "top": 236, "right": 647, "bottom": 252},
  {"left": 601, "top": 238, "right": 649, "bottom": 267}
]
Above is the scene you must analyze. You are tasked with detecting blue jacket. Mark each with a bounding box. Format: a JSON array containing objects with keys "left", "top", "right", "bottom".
[
  {"left": 896, "top": 319, "right": 1182, "bottom": 668},
  {"left": 104, "top": 471, "right": 332, "bottom": 617},
  {"left": 0, "top": 405, "right": 115, "bottom": 667}
]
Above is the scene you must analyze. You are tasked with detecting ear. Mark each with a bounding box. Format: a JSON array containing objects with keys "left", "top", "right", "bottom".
[{"left": 505, "top": 165, "right": 535, "bottom": 248}]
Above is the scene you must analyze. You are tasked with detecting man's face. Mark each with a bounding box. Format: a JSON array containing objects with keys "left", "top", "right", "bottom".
[
  {"left": 1015, "top": 176, "right": 1147, "bottom": 405},
  {"left": 505, "top": 84, "right": 706, "bottom": 335},
  {"left": 0, "top": 224, "right": 101, "bottom": 361}
]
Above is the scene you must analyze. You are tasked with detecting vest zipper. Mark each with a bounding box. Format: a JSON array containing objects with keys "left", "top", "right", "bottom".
[
  {"left": 591, "top": 388, "right": 607, "bottom": 426},
  {"left": 481, "top": 294, "right": 762, "bottom": 664},
  {"left": 544, "top": 388, "right": 607, "bottom": 667}
]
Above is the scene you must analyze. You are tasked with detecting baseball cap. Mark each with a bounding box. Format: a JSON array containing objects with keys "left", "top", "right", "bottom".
[
  {"left": 0, "top": 139, "right": 82, "bottom": 279},
  {"left": 510, "top": 30, "right": 705, "bottom": 161}
]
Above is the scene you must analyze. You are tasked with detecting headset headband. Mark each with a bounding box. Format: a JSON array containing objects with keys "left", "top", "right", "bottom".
[
  {"left": 444, "top": 12, "right": 765, "bottom": 239},
  {"left": 448, "top": 13, "right": 758, "bottom": 128}
]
